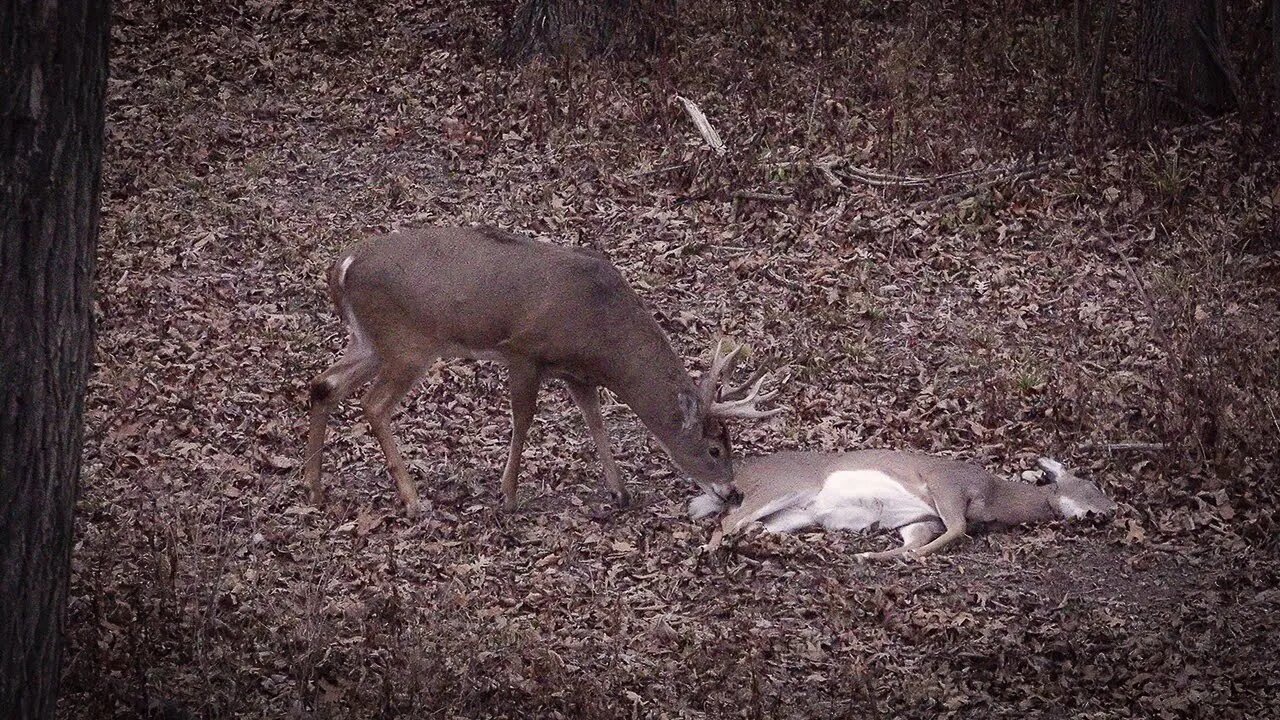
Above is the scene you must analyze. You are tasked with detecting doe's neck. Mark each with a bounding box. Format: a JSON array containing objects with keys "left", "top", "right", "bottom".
[{"left": 985, "top": 478, "right": 1058, "bottom": 526}]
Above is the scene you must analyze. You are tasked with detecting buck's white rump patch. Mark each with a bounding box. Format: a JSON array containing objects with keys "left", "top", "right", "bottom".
[{"left": 812, "top": 469, "right": 936, "bottom": 531}]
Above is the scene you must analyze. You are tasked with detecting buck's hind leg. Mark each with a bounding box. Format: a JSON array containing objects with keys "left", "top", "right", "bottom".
[{"left": 305, "top": 348, "right": 380, "bottom": 505}]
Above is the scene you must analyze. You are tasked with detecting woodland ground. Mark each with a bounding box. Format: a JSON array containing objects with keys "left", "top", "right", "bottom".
[{"left": 62, "top": 1, "right": 1280, "bottom": 718}]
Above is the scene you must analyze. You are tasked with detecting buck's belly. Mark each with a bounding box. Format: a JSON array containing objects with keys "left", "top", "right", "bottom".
[{"left": 809, "top": 470, "right": 937, "bottom": 531}]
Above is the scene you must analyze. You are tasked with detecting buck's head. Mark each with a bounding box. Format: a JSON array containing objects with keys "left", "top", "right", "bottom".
[
  {"left": 1038, "top": 457, "right": 1118, "bottom": 518},
  {"left": 666, "top": 341, "right": 786, "bottom": 502}
]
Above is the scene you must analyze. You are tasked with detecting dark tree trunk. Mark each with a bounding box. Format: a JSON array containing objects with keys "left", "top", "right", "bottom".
[
  {"left": 500, "top": 0, "right": 673, "bottom": 61},
  {"left": 1136, "top": 0, "right": 1237, "bottom": 124},
  {"left": 1, "top": 1, "right": 111, "bottom": 718},
  {"left": 1273, "top": 0, "right": 1280, "bottom": 107},
  {"left": 1084, "top": 0, "right": 1119, "bottom": 113}
]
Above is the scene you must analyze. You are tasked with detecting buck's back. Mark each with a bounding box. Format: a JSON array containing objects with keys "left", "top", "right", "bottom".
[{"left": 338, "top": 227, "right": 665, "bottom": 374}]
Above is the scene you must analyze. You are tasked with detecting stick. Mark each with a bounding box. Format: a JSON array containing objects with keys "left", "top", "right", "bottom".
[
  {"left": 1078, "top": 442, "right": 1167, "bottom": 452},
  {"left": 674, "top": 95, "right": 726, "bottom": 156},
  {"left": 914, "top": 163, "right": 1052, "bottom": 209},
  {"left": 732, "top": 190, "right": 792, "bottom": 203}
]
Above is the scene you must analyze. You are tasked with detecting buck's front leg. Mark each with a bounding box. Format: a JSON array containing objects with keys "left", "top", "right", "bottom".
[
  {"left": 567, "top": 381, "right": 630, "bottom": 507},
  {"left": 501, "top": 361, "right": 541, "bottom": 511}
]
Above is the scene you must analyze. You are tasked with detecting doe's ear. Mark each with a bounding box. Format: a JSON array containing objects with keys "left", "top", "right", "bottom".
[
  {"left": 677, "top": 391, "right": 701, "bottom": 432},
  {"left": 1037, "top": 457, "right": 1066, "bottom": 481}
]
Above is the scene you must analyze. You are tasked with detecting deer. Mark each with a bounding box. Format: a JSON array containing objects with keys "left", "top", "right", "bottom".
[
  {"left": 689, "top": 451, "right": 1116, "bottom": 560},
  {"left": 303, "top": 226, "right": 784, "bottom": 517}
]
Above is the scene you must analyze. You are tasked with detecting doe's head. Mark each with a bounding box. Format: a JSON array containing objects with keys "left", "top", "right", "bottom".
[{"left": 1038, "top": 457, "right": 1118, "bottom": 519}]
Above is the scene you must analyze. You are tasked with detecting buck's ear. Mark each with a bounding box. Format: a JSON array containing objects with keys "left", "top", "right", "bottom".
[{"left": 678, "top": 391, "right": 701, "bottom": 432}]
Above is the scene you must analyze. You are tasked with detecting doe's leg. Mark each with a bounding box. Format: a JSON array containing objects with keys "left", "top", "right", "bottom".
[
  {"left": 304, "top": 348, "right": 379, "bottom": 504},
  {"left": 856, "top": 519, "right": 945, "bottom": 561},
  {"left": 361, "top": 362, "right": 425, "bottom": 517},
  {"left": 906, "top": 486, "right": 970, "bottom": 559},
  {"left": 567, "top": 381, "right": 630, "bottom": 507},
  {"left": 500, "top": 360, "right": 542, "bottom": 511}
]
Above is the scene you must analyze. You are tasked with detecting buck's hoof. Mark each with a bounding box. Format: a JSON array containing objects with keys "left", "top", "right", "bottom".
[{"left": 611, "top": 488, "right": 632, "bottom": 508}]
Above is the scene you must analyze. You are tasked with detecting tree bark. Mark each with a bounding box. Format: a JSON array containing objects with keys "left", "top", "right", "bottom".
[
  {"left": 1136, "top": 0, "right": 1237, "bottom": 124},
  {"left": 1, "top": 1, "right": 111, "bottom": 718},
  {"left": 500, "top": 0, "right": 673, "bottom": 61}
]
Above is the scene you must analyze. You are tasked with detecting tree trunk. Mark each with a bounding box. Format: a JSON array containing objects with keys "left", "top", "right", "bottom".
[
  {"left": 1, "top": 1, "right": 111, "bottom": 718},
  {"left": 1084, "top": 0, "right": 1119, "bottom": 113},
  {"left": 500, "top": 0, "right": 673, "bottom": 60},
  {"left": 1273, "top": 0, "right": 1280, "bottom": 108},
  {"left": 1136, "top": 0, "right": 1237, "bottom": 124}
]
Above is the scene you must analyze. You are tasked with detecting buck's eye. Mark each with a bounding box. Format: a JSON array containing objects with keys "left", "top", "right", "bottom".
[{"left": 708, "top": 446, "right": 722, "bottom": 459}]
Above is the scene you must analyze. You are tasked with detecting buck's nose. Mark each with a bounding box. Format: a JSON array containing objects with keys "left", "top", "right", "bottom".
[
  {"left": 724, "top": 486, "right": 743, "bottom": 506},
  {"left": 712, "top": 482, "right": 740, "bottom": 505}
]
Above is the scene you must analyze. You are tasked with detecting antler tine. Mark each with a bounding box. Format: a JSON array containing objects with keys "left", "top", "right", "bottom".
[
  {"left": 707, "top": 366, "right": 790, "bottom": 420},
  {"left": 698, "top": 339, "right": 744, "bottom": 408},
  {"left": 719, "top": 367, "right": 768, "bottom": 401}
]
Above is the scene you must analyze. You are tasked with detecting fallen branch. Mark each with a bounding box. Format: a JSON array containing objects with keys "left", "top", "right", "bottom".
[
  {"left": 842, "top": 163, "right": 1014, "bottom": 188},
  {"left": 914, "top": 162, "right": 1053, "bottom": 209}
]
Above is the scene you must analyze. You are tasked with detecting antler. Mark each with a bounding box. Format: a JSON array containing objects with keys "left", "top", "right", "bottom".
[
  {"left": 696, "top": 339, "right": 745, "bottom": 410},
  {"left": 698, "top": 339, "right": 788, "bottom": 420}
]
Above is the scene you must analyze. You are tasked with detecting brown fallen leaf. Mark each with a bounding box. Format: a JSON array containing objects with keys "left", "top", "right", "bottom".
[{"left": 355, "top": 508, "right": 387, "bottom": 536}]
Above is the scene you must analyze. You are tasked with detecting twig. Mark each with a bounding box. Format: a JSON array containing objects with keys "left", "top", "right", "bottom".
[
  {"left": 1079, "top": 441, "right": 1167, "bottom": 452},
  {"left": 674, "top": 95, "right": 726, "bottom": 156},
  {"left": 761, "top": 266, "right": 802, "bottom": 290},
  {"left": 630, "top": 163, "right": 687, "bottom": 178},
  {"left": 840, "top": 162, "right": 1030, "bottom": 188},
  {"left": 732, "top": 190, "right": 793, "bottom": 203}
]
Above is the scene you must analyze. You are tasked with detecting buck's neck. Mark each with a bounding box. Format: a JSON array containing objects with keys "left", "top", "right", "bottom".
[
  {"left": 982, "top": 477, "right": 1057, "bottom": 526},
  {"left": 603, "top": 339, "right": 697, "bottom": 444}
]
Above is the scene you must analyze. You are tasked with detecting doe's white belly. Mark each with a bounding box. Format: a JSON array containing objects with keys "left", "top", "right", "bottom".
[{"left": 808, "top": 470, "right": 937, "bottom": 532}]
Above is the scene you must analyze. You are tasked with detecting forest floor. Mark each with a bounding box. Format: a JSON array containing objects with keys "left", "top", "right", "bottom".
[{"left": 64, "top": 1, "right": 1279, "bottom": 718}]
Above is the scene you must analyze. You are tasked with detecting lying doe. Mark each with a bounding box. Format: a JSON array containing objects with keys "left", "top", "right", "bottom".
[
  {"left": 689, "top": 451, "right": 1116, "bottom": 559},
  {"left": 304, "top": 226, "right": 783, "bottom": 516}
]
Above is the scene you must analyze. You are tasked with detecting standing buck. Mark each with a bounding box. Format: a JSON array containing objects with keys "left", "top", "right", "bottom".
[
  {"left": 304, "top": 226, "right": 783, "bottom": 516},
  {"left": 689, "top": 451, "right": 1116, "bottom": 559}
]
